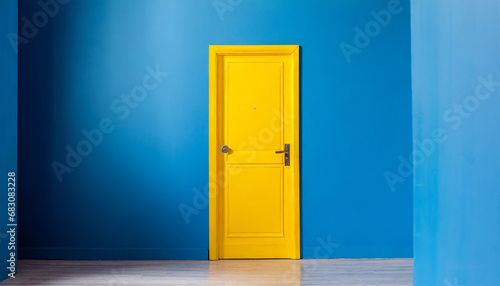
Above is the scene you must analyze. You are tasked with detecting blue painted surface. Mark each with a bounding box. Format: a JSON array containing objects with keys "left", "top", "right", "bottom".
[
  {"left": 0, "top": 0, "right": 18, "bottom": 279},
  {"left": 412, "top": 1, "right": 500, "bottom": 285},
  {"left": 18, "top": 0, "right": 412, "bottom": 259}
]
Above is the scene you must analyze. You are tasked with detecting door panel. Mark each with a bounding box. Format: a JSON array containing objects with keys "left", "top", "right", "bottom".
[
  {"left": 227, "top": 62, "right": 283, "bottom": 151},
  {"left": 226, "top": 166, "right": 283, "bottom": 238},
  {"left": 209, "top": 45, "right": 300, "bottom": 260}
]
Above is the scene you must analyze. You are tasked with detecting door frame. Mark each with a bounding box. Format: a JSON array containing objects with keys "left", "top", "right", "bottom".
[{"left": 208, "top": 45, "right": 300, "bottom": 260}]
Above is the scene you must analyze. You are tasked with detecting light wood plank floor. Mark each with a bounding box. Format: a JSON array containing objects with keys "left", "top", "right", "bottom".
[{"left": 2, "top": 259, "right": 412, "bottom": 285}]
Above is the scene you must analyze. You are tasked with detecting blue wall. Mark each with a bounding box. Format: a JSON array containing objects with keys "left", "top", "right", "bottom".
[
  {"left": 412, "top": 1, "right": 500, "bottom": 285},
  {"left": 0, "top": 0, "right": 18, "bottom": 279},
  {"left": 18, "top": 0, "right": 412, "bottom": 259}
]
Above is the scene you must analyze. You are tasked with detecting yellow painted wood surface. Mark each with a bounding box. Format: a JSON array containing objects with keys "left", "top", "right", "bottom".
[{"left": 209, "top": 45, "right": 300, "bottom": 260}]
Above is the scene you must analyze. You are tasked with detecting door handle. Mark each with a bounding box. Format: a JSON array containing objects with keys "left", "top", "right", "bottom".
[
  {"left": 275, "top": 144, "right": 290, "bottom": 166},
  {"left": 221, "top": 145, "right": 230, "bottom": 153}
]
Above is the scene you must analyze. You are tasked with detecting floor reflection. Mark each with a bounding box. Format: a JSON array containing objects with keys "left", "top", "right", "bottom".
[
  {"left": 4, "top": 258, "right": 412, "bottom": 285},
  {"left": 209, "top": 259, "right": 301, "bottom": 285}
]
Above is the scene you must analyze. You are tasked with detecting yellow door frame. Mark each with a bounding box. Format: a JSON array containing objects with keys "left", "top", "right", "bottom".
[{"left": 208, "top": 45, "right": 300, "bottom": 260}]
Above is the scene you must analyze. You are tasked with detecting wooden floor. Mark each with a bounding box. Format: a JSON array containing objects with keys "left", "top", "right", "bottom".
[{"left": 2, "top": 259, "right": 412, "bottom": 285}]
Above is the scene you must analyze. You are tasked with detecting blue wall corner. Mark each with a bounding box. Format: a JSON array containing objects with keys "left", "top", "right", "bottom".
[{"left": 0, "top": 0, "right": 18, "bottom": 280}]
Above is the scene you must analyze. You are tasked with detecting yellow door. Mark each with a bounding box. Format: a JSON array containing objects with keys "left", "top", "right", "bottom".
[{"left": 209, "top": 45, "right": 300, "bottom": 259}]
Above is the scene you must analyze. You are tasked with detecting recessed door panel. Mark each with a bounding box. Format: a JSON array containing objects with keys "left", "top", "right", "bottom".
[
  {"left": 226, "top": 166, "right": 283, "bottom": 237},
  {"left": 227, "top": 62, "right": 283, "bottom": 152}
]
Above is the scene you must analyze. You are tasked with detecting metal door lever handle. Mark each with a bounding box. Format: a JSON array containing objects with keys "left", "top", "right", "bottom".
[{"left": 275, "top": 144, "right": 290, "bottom": 166}]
